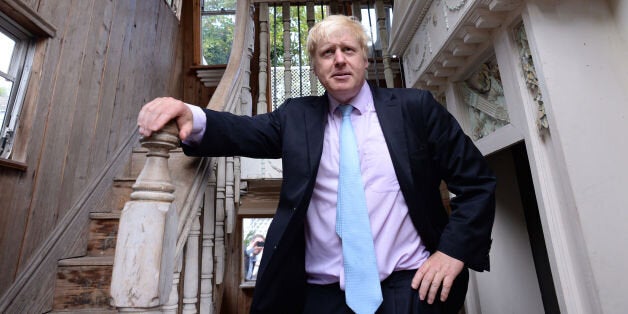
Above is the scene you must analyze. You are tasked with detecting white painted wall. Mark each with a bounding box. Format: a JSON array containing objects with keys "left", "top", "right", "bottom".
[
  {"left": 524, "top": 0, "right": 628, "bottom": 312},
  {"left": 240, "top": 157, "right": 283, "bottom": 179},
  {"left": 470, "top": 149, "right": 544, "bottom": 314}
]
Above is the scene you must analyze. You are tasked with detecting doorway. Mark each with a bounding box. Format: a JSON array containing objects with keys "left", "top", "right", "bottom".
[{"left": 468, "top": 142, "right": 560, "bottom": 313}]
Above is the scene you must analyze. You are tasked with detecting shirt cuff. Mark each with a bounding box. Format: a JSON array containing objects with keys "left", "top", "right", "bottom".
[{"left": 182, "top": 103, "right": 206, "bottom": 145}]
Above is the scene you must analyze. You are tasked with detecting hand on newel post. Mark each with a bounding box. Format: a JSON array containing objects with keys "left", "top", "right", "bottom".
[{"left": 111, "top": 121, "right": 180, "bottom": 310}]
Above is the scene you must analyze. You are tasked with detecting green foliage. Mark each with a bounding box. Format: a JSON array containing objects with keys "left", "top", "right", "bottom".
[
  {"left": 202, "top": 0, "right": 236, "bottom": 11},
  {"left": 201, "top": 0, "right": 237, "bottom": 65},
  {"left": 200, "top": 3, "right": 326, "bottom": 66},
  {"left": 0, "top": 86, "right": 7, "bottom": 97},
  {"left": 268, "top": 5, "right": 325, "bottom": 67},
  {"left": 201, "top": 14, "right": 235, "bottom": 65}
]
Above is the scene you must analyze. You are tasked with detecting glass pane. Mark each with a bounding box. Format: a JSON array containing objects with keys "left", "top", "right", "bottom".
[
  {"left": 203, "top": 0, "right": 236, "bottom": 11},
  {"left": 459, "top": 58, "right": 510, "bottom": 141},
  {"left": 201, "top": 14, "right": 235, "bottom": 65},
  {"left": 0, "top": 32, "right": 16, "bottom": 73},
  {"left": 242, "top": 217, "right": 272, "bottom": 281},
  {"left": 0, "top": 77, "right": 13, "bottom": 127}
]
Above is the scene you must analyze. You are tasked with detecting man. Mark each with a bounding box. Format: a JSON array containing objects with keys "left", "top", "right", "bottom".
[
  {"left": 138, "top": 15, "right": 495, "bottom": 314},
  {"left": 244, "top": 234, "right": 265, "bottom": 281}
]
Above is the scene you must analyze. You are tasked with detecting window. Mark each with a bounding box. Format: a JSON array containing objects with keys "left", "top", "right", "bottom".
[
  {"left": 241, "top": 217, "right": 272, "bottom": 283},
  {"left": 0, "top": 13, "right": 34, "bottom": 159},
  {"left": 201, "top": 0, "right": 236, "bottom": 65}
]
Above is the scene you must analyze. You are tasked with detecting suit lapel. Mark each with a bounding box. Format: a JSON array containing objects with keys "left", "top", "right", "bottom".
[
  {"left": 304, "top": 95, "right": 329, "bottom": 176},
  {"left": 372, "top": 86, "right": 415, "bottom": 192}
]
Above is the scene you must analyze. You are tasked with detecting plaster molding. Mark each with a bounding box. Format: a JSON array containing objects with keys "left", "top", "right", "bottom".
[
  {"left": 513, "top": 22, "right": 549, "bottom": 134},
  {"left": 388, "top": 0, "right": 434, "bottom": 56},
  {"left": 401, "top": 0, "right": 523, "bottom": 93}
]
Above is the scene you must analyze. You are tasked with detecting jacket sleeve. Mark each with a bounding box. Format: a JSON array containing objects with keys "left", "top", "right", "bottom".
[
  {"left": 181, "top": 106, "right": 284, "bottom": 159},
  {"left": 418, "top": 90, "right": 496, "bottom": 271}
]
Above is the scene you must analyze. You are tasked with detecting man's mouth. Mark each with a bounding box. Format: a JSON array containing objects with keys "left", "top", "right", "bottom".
[{"left": 332, "top": 72, "right": 351, "bottom": 78}]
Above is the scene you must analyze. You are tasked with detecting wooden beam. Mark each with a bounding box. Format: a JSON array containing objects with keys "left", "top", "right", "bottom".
[{"left": 0, "top": 0, "right": 56, "bottom": 37}]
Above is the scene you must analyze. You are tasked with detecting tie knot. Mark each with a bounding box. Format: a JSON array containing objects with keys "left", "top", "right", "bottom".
[{"left": 338, "top": 104, "right": 353, "bottom": 117}]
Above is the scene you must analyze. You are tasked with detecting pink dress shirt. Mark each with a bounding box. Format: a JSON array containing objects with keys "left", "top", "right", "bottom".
[
  {"left": 305, "top": 83, "right": 428, "bottom": 288},
  {"left": 185, "top": 82, "right": 429, "bottom": 289}
]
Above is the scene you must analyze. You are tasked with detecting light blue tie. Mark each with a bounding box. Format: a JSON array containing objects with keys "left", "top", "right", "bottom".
[{"left": 336, "top": 104, "right": 383, "bottom": 314}]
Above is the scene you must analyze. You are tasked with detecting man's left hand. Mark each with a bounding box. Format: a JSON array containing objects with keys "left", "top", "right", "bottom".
[{"left": 411, "top": 251, "right": 464, "bottom": 304}]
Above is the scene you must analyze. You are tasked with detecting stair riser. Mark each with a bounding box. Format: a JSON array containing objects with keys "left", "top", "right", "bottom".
[
  {"left": 54, "top": 266, "right": 114, "bottom": 311},
  {"left": 86, "top": 219, "right": 118, "bottom": 256}
]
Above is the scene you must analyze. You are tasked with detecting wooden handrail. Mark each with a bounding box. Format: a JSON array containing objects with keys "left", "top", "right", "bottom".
[{"left": 208, "top": 0, "right": 252, "bottom": 112}]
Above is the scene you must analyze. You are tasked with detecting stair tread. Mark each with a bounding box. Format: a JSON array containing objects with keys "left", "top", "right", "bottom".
[
  {"left": 58, "top": 256, "right": 114, "bottom": 266},
  {"left": 112, "top": 177, "right": 136, "bottom": 184},
  {"left": 49, "top": 310, "right": 116, "bottom": 314},
  {"left": 89, "top": 212, "right": 121, "bottom": 219}
]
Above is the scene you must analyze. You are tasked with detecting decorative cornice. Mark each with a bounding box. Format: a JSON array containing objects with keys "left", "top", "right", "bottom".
[
  {"left": 401, "top": 0, "right": 522, "bottom": 93},
  {"left": 388, "top": 0, "right": 434, "bottom": 56}
]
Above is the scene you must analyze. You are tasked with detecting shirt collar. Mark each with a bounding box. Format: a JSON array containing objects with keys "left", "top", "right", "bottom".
[{"left": 327, "top": 82, "right": 371, "bottom": 115}]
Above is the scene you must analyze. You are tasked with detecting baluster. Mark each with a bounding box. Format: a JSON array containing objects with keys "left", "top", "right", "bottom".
[
  {"left": 241, "top": 5, "right": 254, "bottom": 116},
  {"left": 161, "top": 256, "right": 182, "bottom": 314},
  {"left": 306, "top": 2, "right": 317, "bottom": 96},
  {"left": 215, "top": 157, "right": 226, "bottom": 285},
  {"left": 226, "top": 157, "right": 235, "bottom": 234},
  {"left": 182, "top": 213, "right": 201, "bottom": 313},
  {"left": 282, "top": 2, "right": 292, "bottom": 100},
  {"left": 375, "top": 0, "right": 394, "bottom": 87},
  {"left": 200, "top": 159, "right": 217, "bottom": 314},
  {"left": 330, "top": 1, "right": 340, "bottom": 14},
  {"left": 234, "top": 157, "right": 241, "bottom": 205},
  {"left": 352, "top": 1, "right": 362, "bottom": 21},
  {"left": 111, "top": 122, "right": 179, "bottom": 310},
  {"left": 258, "top": 3, "right": 269, "bottom": 114}
]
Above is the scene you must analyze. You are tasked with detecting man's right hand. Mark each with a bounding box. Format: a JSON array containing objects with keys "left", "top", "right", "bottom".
[{"left": 137, "top": 97, "right": 194, "bottom": 141}]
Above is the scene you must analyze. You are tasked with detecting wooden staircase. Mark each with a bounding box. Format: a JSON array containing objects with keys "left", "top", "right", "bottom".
[{"left": 49, "top": 175, "right": 135, "bottom": 312}]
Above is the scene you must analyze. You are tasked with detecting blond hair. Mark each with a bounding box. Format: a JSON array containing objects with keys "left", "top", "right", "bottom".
[{"left": 306, "top": 15, "right": 370, "bottom": 64}]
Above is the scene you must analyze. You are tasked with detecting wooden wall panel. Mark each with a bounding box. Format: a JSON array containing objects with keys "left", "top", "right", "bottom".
[
  {"left": 64, "top": 0, "right": 115, "bottom": 206},
  {"left": 0, "top": 0, "right": 184, "bottom": 300},
  {"left": 0, "top": 0, "right": 72, "bottom": 290},
  {"left": 88, "top": 0, "right": 137, "bottom": 176},
  {"left": 20, "top": 0, "right": 96, "bottom": 271}
]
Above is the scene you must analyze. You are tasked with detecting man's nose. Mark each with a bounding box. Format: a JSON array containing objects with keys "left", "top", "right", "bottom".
[{"left": 334, "top": 50, "right": 346, "bottom": 64}]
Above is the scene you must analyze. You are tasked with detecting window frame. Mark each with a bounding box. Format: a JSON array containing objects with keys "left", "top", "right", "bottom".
[
  {"left": 198, "top": 1, "right": 236, "bottom": 66},
  {"left": 0, "top": 1, "right": 55, "bottom": 170},
  {"left": 0, "top": 12, "right": 35, "bottom": 162}
]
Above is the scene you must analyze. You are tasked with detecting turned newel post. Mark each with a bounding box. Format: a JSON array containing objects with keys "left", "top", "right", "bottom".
[
  {"left": 111, "top": 122, "right": 180, "bottom": 310},
  {"left": 130, "top": 121, "right": 179, "bottom": 202}
]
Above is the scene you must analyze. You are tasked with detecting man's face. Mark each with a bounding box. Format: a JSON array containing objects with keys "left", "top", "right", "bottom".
[{"left": 312, "top": 32, "right": 368, "bottom": 103}]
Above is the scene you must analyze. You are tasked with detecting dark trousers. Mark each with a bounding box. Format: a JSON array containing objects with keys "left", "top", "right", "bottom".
[{"left": 303, "top": 268, "right": 469, "bottom": 314}]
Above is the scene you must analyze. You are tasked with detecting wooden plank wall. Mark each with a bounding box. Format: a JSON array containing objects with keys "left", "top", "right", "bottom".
[{"left": 0, "top": 0, "right": 185, "bottom": 298}]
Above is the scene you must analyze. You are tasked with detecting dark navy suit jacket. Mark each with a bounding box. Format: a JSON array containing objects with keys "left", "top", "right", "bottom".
[{"left": 183, "top": 86, "right": 496, "bottom": 313}]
